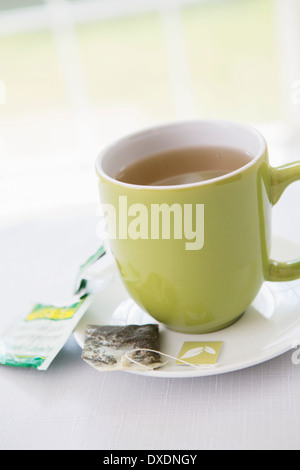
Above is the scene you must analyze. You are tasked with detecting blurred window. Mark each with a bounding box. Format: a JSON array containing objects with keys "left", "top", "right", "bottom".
[
  {"left": 0, "top": 0, "right": 44, "bottom": 10},
  {"left": 0, "top": 0, "right": 284, "bottom": 220}
]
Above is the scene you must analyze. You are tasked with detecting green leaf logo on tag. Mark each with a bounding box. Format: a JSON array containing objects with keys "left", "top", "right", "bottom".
[{"left": 176, "top": 341, "right": 223, "bottom": 365}]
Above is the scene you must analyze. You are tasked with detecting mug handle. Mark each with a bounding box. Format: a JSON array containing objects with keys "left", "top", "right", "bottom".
[{"left": 267, "top": 162, "right": 300, "bottom": 281}]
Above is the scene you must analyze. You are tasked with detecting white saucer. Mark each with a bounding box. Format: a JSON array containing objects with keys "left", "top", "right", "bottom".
[{"left": 74, "top": 237, "right": 300, "bottom": 378}]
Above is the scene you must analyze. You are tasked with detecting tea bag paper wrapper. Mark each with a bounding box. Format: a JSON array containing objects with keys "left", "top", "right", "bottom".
[
  {"left": 74, "top": 245, "right": 108, "bottom": 297},
  {"left": 0, "top": 245, "right": 109, "bottom": 371},
  {"left": 0, "top": 296, "right": 94, "bottom": 370}
]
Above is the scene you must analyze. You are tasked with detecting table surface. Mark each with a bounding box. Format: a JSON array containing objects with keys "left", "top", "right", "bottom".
[{"left": 1, "top": 133, "right": 300, "bottom": 450}]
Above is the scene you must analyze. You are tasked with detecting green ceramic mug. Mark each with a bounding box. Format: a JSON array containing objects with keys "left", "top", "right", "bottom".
[{"left": 96, "top": 120, "right": 300, "bottom": 333}]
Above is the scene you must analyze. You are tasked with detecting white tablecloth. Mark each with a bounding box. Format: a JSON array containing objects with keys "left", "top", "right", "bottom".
[{"left": 1, "top": 153, "right": 300, "bottom": 449}]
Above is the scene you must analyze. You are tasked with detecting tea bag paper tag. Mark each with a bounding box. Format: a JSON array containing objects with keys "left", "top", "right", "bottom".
[{"left": 176, "top": 341, "right": 223, "bottom": 366}]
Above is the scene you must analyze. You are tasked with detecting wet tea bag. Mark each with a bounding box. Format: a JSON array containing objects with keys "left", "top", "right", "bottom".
[{"left": 82, "top": 324, "right": 164, "bottom": 371}]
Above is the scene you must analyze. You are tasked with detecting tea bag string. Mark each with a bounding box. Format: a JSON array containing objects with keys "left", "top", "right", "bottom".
[{"left": 122, "top": 348, "right": 209, "bottom": 370}]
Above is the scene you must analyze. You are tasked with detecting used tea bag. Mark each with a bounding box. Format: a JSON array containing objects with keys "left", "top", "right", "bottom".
[{"left": 82, "top": 324, "right": 163, "bottom": 371}]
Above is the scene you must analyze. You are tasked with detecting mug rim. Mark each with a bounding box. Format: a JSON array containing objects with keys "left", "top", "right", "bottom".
[{"left": 95, "top": 119, "right": 267, "bottom": 191}]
